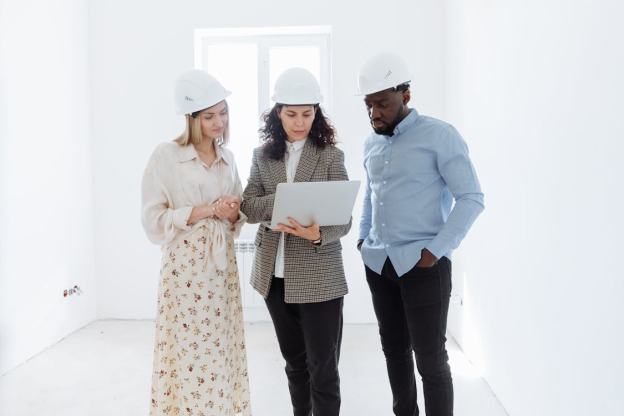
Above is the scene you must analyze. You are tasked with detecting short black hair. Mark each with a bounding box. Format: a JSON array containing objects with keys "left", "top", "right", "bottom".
[{"left": 393, "top": 82, "right": 411, "bottom": 93}]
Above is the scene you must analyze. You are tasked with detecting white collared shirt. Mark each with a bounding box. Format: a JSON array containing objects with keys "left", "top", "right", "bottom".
[{"left": 274, "top": 137, "right": 307, "bottom": 278}]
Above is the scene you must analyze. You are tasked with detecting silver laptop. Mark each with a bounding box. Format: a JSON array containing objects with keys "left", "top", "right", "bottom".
[{"left": 261, "top": 180, "right": 361, "bottom": 229}]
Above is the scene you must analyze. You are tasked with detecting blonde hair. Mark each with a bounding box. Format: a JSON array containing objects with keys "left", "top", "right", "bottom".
[{"left": 174, "top": 101, "right": 230, "bottom": 147}]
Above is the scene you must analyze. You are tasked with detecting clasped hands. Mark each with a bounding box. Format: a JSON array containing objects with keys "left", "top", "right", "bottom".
[
  {"left": 274, "top": 218, "right": 321, "bottom": 242},
  {"left": 211, "top": 195, "right": 240, "bottom": 223}
]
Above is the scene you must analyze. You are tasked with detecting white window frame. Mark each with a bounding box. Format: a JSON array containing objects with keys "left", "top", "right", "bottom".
[{"left": 194, "top": 26, "right": 332, "bottom": 120}]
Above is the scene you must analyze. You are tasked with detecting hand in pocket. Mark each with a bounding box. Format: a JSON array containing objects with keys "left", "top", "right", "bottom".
[{"left": 415, "top": 248, "right": 438, "bottom": 268}]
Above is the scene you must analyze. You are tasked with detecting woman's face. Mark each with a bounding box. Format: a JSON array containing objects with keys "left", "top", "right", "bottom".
[
  {"left": 277, "top": 105, "right": 316, "bottom": 142},
  {"left": 199, "top": 101, "right": 228, "bottom": 141}
]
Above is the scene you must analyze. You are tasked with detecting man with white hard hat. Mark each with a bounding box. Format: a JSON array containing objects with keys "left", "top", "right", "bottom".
[{"left": 356, "top": 52, "right": 485, "bottom": 416}]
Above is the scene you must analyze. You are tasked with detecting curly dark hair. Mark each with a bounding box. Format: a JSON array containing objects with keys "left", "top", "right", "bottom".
[{"left": 259, "top": 104, "right": 338, "bottom": 160}]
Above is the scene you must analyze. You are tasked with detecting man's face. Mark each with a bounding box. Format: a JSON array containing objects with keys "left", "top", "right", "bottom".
[{"left": 363, "top": 88, "right": 409, "bottom": 136}]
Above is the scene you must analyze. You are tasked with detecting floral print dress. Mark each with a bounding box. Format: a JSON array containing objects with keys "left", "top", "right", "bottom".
[{"left": 141, "top": 142, "right": 252, "bottom": 416}]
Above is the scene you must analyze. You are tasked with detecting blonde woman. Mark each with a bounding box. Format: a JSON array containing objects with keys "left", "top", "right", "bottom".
[{"left": 141, "top": 70, "right": 251, "bottom": 415}]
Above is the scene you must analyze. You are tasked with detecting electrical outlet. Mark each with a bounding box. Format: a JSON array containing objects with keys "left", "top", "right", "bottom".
[{"left": 63, "top": 285, "right": 84, "bottom": 297}]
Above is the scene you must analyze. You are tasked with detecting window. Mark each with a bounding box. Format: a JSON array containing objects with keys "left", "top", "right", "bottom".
[{"left": 195, "top": 27, "right": 332, "bottom": 188}]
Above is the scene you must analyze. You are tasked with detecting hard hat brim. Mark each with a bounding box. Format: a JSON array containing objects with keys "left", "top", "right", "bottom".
[{"left": 355, "top": 79, "right": 412, "bottom": 96}]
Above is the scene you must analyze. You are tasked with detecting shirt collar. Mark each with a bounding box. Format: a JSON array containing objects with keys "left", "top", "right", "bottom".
[
  {"left": 391, "top": 108, "right": 419, "bottom": 137},
  {"left": 176, "top": 142, "right": 231, "bottom": 166},
  {"left": 286, "top": 137, "right": 307, "bottom": 152}
]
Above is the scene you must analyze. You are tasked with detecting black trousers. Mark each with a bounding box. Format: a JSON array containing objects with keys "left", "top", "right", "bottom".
[
  {"left": 264, "top": 277, "right": 344, "bottom": 416},
  {"left": 365, "top": 257, "right": 454, "bottom": 416}
]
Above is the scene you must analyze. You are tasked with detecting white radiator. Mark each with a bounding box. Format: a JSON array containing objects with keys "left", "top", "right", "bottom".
[
  {"left": 234, "top": 239, "right": 272, "bottom": 321},
  {"left": 234, "top": 239, "right": 262, "bottom": 308}
]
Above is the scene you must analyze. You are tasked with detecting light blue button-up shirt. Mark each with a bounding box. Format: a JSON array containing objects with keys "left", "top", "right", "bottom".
[{"left": 359, "top": 108, "right": 484, "bottom": 277}]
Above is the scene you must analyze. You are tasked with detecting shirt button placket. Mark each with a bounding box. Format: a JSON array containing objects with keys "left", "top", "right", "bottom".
[{"left": 380, "top": 142, "right": 392, "bottom": 247}]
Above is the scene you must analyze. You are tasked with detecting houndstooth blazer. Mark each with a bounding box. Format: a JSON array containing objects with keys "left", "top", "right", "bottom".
[{"left": 241, "top": 139, "right": 351, "bottom": 304}]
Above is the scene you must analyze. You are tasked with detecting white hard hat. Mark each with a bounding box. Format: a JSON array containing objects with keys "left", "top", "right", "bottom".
[
  {"left": 356, "top": 52, "right": 412, "bottom": 95},
  {"left": 272, "top": 67, "right": 323, "bottom": 105},
  {"left": 174, "top": 69, "right": 232, "bottom": 115}
]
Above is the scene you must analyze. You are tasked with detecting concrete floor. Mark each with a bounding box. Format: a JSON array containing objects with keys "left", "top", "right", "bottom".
[{"left": 0, "top": 320, "right": 508, "bottom": 416}]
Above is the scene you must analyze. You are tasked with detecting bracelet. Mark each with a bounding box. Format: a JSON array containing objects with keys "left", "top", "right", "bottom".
[{"left": 309, "top": 231, "right": 322, "bottom": 245}]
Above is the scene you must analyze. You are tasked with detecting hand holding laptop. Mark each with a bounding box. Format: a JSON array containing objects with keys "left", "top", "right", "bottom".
[{"left": 273, "top": 217, "right": 322, "bottom": 242}]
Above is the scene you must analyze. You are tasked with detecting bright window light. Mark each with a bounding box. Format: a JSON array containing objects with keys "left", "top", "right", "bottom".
[
  {"left": 206, "top": 43, "right": 258, "bottom": 189},
  {"left": 196, "top": 27, "right": 332, "bottom": 190}
]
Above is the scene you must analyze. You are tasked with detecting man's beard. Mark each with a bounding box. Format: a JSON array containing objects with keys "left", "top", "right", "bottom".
[{"left": 373, "top": 106, "right": 405, "bottom": 136}]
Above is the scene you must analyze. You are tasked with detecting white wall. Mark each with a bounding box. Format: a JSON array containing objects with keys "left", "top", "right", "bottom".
[
  {"left": 0, "top": 0, "right": 96, "bottom": 375},
  {"left": 89, "top": 0, "right": 447, "bottom": 323},
  {"left": 6, "top": 1, "right": 622, "bottom": 412},
  {"left": 445, "top": 1, "right": 624, "bottom": 414}
]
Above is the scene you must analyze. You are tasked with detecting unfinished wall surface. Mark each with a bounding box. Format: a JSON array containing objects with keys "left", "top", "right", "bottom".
[
  {"left": 445, "top": 1, "right": 624, "bottom": 414},
  {"left": 0, "top": 0, "right": 96, "bottom": 375}
]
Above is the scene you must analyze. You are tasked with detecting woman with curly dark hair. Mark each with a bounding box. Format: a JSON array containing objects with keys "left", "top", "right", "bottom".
[
  {"left": 241, "top": 67, "right": 351, "bottom": 416},
  {"left": 258, "top": 96, "right": 338, "bottom": 161}
]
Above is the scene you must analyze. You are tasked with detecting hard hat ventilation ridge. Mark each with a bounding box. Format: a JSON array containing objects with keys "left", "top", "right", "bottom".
[{"left": 355, "top": 52, "right": 412, "bottom": 95}]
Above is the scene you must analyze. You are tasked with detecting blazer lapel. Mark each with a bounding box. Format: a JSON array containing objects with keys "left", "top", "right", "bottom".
[
  {"left": 294, "top": 139, "right": 319, "bottom": 183},
  {"left": 268, "top": 154, "right": 287, "bottom": 185}
]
